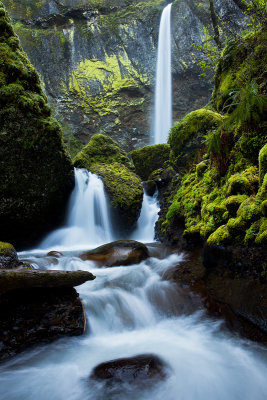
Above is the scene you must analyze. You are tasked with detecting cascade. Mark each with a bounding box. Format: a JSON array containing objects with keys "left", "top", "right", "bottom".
[
  {"left": 131, "top": 191, "right": 160, "bottom": 242},
  {"left": 154, "top": 3, "right": 172, "bottom": 144},
  {"left": 40, "top": 168, "right": 113, "bottom": 250}
]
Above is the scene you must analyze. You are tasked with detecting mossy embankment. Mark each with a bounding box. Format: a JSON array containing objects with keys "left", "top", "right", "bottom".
[
  {"left": 141, "top": 29, "right": 267, "bottom": 280},
  {"left": 0, "top": 3, "right": 74, "bottom": 248},
  {"left": 74, "top": 134, "right": 143, "bottom": 232}
]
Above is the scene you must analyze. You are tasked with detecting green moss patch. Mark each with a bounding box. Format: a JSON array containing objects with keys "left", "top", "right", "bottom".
[{"left": 131, "top": 144, "right": 170, "bottom": 181}]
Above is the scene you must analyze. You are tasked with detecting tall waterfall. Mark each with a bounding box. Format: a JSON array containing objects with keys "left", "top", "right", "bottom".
[
  {"left": 154, "top": 3, "right": 172, "bottom": 144},
  {"left": 40, "top": 168, "right": 113, "bottom": 250}
]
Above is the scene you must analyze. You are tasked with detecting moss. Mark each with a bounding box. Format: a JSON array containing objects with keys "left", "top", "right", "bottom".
[
  {"left": 225, "top": 195, "right": 248, "bottom": 216},
  {"left": 166, "top": 201, "right": 181, "bottom": 222},
  {"left": 207, "top": 225, "right": 231, "bottom": 246},
  {"left": 227, "top": 216, "right": 247, "bottom": 237},
  {"left": 169, "top": 108, "right": 224, "bottom": 157},
  {"left": 261, "top": 200, "right": 267, "bottom": 217},
  {"left": 196, "top": 161, "right": 208, "bottom": 177},
  {"left": 131, "top": 144, "right": 170, "bottom": 181},
  {"left": 90, "top": 162, "right": 143, "bottom": 229},
  {"left": 236, "top": 197, "right": 262, "bottom": 223},
  {"left": 74, "top": 134, "right": 133, "bottom": 170},
  {"left": 226, "top": 167, "right": 258, "bottom": 196},
  {"left": 259, "top": 143, "right": 267, "bottom": 185},
  {"left": 0, "top": 241, "right": 14, "bottom": 255},
  {"left": 0, "top": 3, "right": 73, "bottom": 247}
]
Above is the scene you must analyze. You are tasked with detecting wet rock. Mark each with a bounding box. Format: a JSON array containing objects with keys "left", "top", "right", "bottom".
[
  {"left": 0, "top": 242, "right": 18, "bottom": 269},
  {"left": 0, "top": 269, "right": 95, "bottom": 294},
  {"left": 90, "top": 353, "right": 169, "bottom": 386},
  {"left": 0, "top": 287, "right": 87, "bottom": 362},
  {"left": 47, "top": 251, "right": 64, "bottom": 258},
  {"left": 143, "top": 180, "right": 157, "bottom": 197},
  {"left": 79, "top": 240, "right": 149, "bottom": 267}
]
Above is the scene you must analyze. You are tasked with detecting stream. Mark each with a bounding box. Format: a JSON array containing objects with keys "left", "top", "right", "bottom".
[{"left": 0, "top": 169, "right": 267, "bottom": 399}]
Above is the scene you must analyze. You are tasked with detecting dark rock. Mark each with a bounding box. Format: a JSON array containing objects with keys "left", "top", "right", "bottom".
[
  {"left": 90, "top": 353, "right": 169, "bottom": 386},
  {"left": 0, "top": 287, "right": 86, "bottom": 362},
  {"left": 0, "top": 269, "right": 95, "bottom": 294},
  {"left": 0, "top": 242, "right": 18, "bottom": 269},
  {"left": 0, "top": 4, "right": 74, "bottom": 249},
  {"left": 47, "top": 251, "right": 64, "bottom": 258},
  {"left": 79, "top": 240, "right": 149, "bottom": 267},
  {"left": 143, "top": 180, "right": 157, "bottom": 196}
]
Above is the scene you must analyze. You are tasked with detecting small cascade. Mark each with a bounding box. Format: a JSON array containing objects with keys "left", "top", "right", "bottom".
[
  {"left": 40, "top": 168, "right": 113, "bottom": 250},
  {"left": 131, "top": 191, "right": 160, "bottom": 242},
  {"left": 154, "top": 3, "right": 172, "bottom": 144}
]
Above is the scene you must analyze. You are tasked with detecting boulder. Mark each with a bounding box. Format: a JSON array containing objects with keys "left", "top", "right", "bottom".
[
  {"left": 0, "top": 269, "right": 95, "bottom": 294},
  {"left": 47, "top": 251, "right": 63, "bottom": 258},
  {"left": 131, "top": 144, "right": 170, "bottom": 181},
  {"left": 90, "top": 353, "right": 169, "bottom": 386},
  {"left": 79, "top": 240, "right": 149, "bottom": 267},
  {"left": 0, "top": 242, "right": 18, "bottom": 269},
  {"left": 90, "top": 163, "right": 143, "bottom": 232},
  {"left": 74, "top": 134, "right": 133, "bottom": 170},
  {"left": 0, "top": 4, "right": 74, "bottom": 248}
]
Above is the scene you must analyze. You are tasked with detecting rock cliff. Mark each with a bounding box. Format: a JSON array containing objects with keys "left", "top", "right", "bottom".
[{"left": 5, "top": 0, "right": 246, "bottom": 154}]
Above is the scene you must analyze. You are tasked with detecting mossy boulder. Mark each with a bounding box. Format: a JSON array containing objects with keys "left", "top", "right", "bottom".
[
  {"left": 168, "top": 108, "right": 224, "bottom": 168},
  {"left": 131, "top": 144, "right": 170, "bottom": 181},
  {"left": 79, "top": 240, "right": 149, "bottom": 267},
  {"left": 74, "top": 134, "right": 133, "bottom": 170},
  {"left": 0, "top": 3, "right": 74, "bottom": 248},
  {"left": 225, "top": 195, "right": 248, "bottom": 216},
  {"left": 226, "top": 167, "right": 258, "bottom": 196},
  {"left": 207, "top": 225, "right": 231, "bottom": 246},
  {"left": 0, "top": 242, "right": 18, "bottom": 269},
  {"left": 90, "top": 163, "right": 143, "bottom": 231},
  {"left": 259, "top": 143, "right": 267, "bottom": 185},
  {"left": 196, "top": 161, "right": 208, "bottom": 177}
]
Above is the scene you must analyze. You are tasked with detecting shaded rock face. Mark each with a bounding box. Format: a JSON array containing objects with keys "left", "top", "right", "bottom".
[
  {"left": 0, "top": 242, "right": 18, "bottom": 269},
  {"left": 5, "top": 0, "right": 246, "bottom": 153},
  {"left": 79, "top": 240, "right": 149, "bottom": 267},
  {"left": 90, "top": 353, "right": 169, "bottom": 387},
  {"left": 0, "top": 3, "right": 74, "bottom": 249},
  {"left": 0, "top": 287, "right": 86, "bottom": 362}
]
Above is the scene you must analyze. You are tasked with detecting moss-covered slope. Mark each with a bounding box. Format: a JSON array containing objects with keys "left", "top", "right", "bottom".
[
  {"left": 0, "top": 3, "right": 74, "bottom": 248},
  {"left": 159, "top": 29, "right": 267, "bottom": 275}
]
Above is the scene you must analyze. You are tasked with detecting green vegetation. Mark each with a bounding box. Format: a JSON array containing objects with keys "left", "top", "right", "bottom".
[
  {"left": 0, "top": 2, "right": 73, "bottom": 246},
  {"left": 131, "top": 144, "right": 170, "bottom": 181},
  {"left": 161, "top": 28, "right": 267, "bottom": 251},
  {"left": 74, "top": 134, "right": 133, "bottom": 170},
  {"left": 90, "top": 162, "right": 143, "bottom": 228}
]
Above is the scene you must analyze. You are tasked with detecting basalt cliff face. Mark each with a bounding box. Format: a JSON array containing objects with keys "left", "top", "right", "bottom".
[{"left": 5, "top": 0, "right": 245, "bottom": 154}]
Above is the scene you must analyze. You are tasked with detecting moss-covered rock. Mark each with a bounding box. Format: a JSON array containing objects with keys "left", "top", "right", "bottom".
[
  {"left": 259, "top": 143, "right": 267, "bottom": 185},
  {"left": 168, "top": 108, "right": 224, "bottom": 168},
  {"left": 207, "top": 225, "right": 231, "bottom": 246},
  {"left": 226, "top": 167, "right": 259, "bottom": 196},
  {"left": 0, "top": 3, "right": 74, "bottom": 248},
  {"left": 0, "top": 242, "right": 18, "bottom": 269},
  {"left": 90, "top": 162, "right": 143, "bottom": 231},
  {"left": 196, "top": 161, "right": 208, "bottom": 177},
  {"left": 131, "top": 144, "right": 170, "bottom": 181},
  {"left": 74, "top": 134, "right": 133, "bottom": 170}
]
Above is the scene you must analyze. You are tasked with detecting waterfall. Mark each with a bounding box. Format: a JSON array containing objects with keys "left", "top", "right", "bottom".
[
  {"left": 131, "top": 191, "right": 160, "bottom": 242},
  {"left": 154, "top": 3, "right": 172, "bottom": 144},
  {"left": 40, "top": 168, "right": 113, "bottom": 250}
]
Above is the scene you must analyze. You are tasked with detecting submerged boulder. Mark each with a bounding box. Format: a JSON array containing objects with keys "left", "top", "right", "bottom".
[
  {"left": 90, "top": 163, "right": 143, "bottom": 231},
  {"left": 90, "top": 353, "right": 169, "bottom": 386},
  {"left": 79, "top": 240, "right": 149, "bottom": 267},
  {"left": 0, "top": 242, "right": 18, "bottom": 269},
  {"left": 0, "top": 3, "right": 74, "bottom": 248}
]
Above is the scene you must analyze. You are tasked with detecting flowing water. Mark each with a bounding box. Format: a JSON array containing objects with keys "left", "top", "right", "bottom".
[
  {"left": 0, "top": 252, "right": 267, "bottom": 400},
  {"left": 1, "top": 168, "right": 267, "bottom": 399},
  {"left": 154, "top": 3, "right": 172, "bottom": 144}
]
